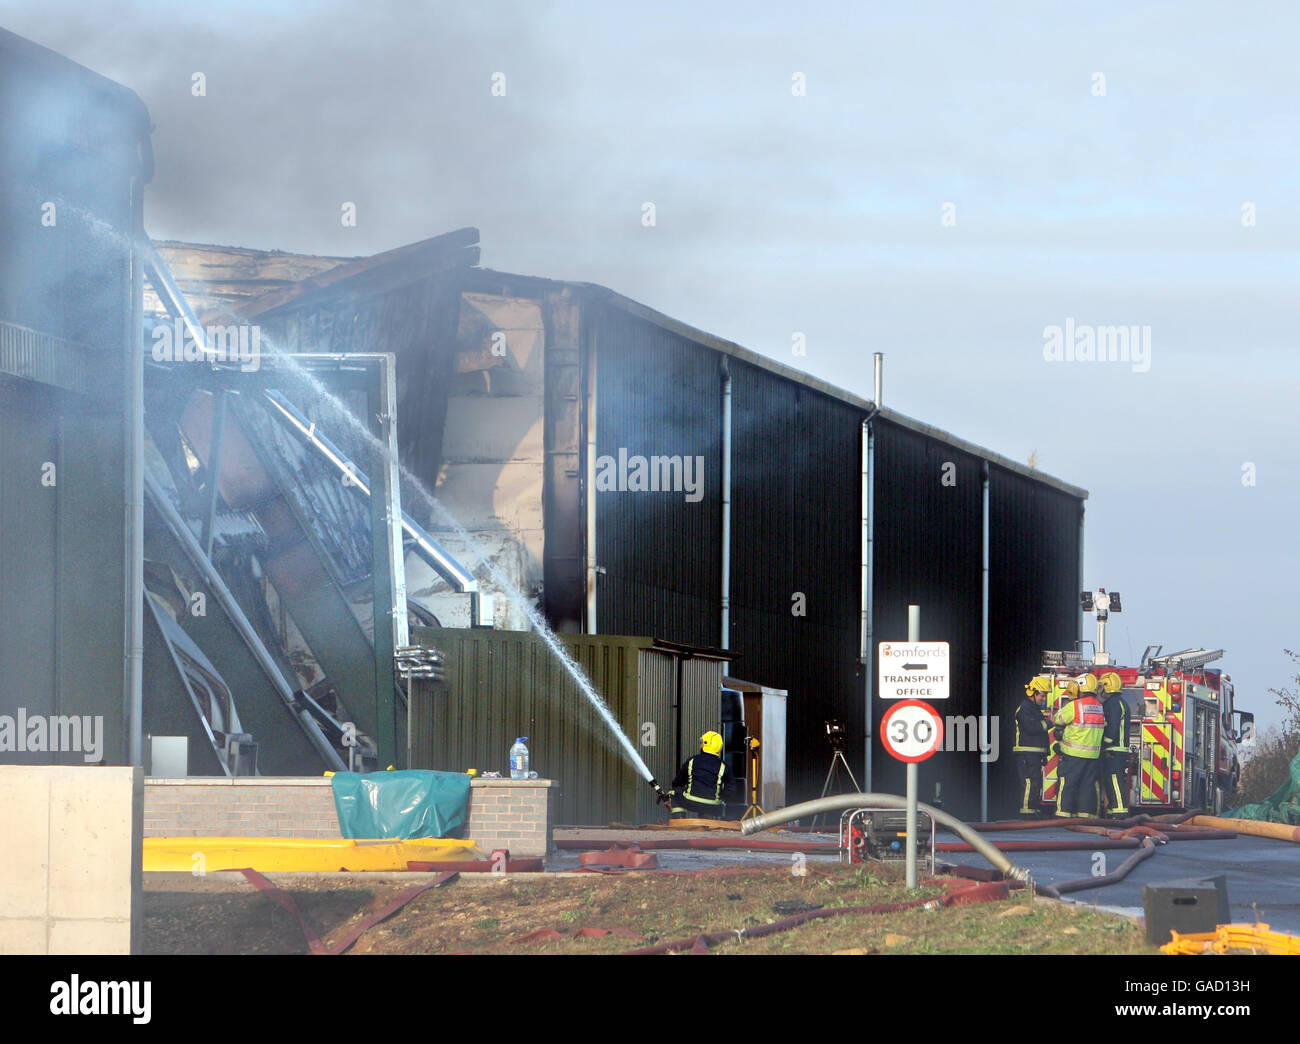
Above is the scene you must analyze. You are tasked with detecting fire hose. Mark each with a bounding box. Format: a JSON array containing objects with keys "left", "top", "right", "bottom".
[
  {"left": 785, "top": 809, "right": 1206, "bottom": 834},
  {"left": 1034, "top": 837, "right": 1158, "bottom": 899},
  {"left": 1189, "top": 814, "right": 1300, "bottom": 843},
  {"left": 740, "top": 793, "right": 1032, "bottom": 882}
]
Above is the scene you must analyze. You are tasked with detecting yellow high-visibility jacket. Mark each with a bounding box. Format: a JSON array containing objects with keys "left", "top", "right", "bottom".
[{"left": 1054, "top": 695, "right": 1105, "bottom": 759}]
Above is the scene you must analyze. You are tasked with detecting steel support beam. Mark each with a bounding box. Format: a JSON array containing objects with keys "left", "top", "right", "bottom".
[
  {"left": 368, "top": 354, "right": 404, "bottom": 766},
  {"left": 262, "top": 386, "right": 476, "bottom": 594},
  {"left": 143, "top": 468, "right": 345, "bottom": 771},
  {"left": 200, "top": 389, "right": 227, "bottom": 560}
]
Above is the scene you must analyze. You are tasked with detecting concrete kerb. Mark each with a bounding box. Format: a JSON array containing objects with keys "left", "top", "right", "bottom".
[{"left": 142, "top": 870, "right": 592, "bottom": 890}]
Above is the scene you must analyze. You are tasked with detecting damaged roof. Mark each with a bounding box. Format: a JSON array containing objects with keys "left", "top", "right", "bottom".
[
  {"left": 159, "top": 229, "right": 1086, "bottom": 500},
  {"left": 144, "top": 240, "right": 359, "bottom": 319}
]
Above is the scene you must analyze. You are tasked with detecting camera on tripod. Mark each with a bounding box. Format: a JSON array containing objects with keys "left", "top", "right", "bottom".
[{"left": 810, "top": 719, "right": 859, "bottom": 829}]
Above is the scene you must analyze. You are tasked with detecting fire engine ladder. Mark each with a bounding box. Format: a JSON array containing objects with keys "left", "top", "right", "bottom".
[{"left": 1147, "top": 648, "right": 1224, "bottom": 672}]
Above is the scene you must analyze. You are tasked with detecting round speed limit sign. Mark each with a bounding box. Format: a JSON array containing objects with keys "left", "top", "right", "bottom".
[{"left": 881, "top": 699, "right": 944, "bottom": 763}]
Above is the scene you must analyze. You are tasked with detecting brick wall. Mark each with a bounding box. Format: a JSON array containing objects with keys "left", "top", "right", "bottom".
[
  {"left": 145, "top": 778, "right": 338, "bottom": 838},
  {"left": 467, "top": 779, "right": 555, "bottom": 858},
  {"left": 143, "top": 777, "right": 556, "bottom": 859}
]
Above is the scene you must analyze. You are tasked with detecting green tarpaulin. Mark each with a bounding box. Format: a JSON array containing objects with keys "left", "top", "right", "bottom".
[
  {"left": 1229, "top": 748, "right": 1300, "bottom": 825},
  {"left": 331, "top": 770, "right": 472, "bottom": 839}
]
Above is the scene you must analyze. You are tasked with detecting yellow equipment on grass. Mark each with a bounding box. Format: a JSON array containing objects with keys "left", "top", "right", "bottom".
[
  {"left": 144, "top": 836, "right": 484, "bottom": 873},
  {"left": 1161, "top": 922, "right": 1300, "bottom": 956}
]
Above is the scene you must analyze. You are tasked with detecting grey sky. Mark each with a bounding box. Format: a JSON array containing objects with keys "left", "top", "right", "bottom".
[{"left": 4, "top": 0, "right": 1296, "bottom": 731}]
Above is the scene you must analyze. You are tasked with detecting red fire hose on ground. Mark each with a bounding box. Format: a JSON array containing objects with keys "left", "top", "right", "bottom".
[
  {"left": 557, "top": 820, "right": 1233, "bottom": 857},
  {"left": 622, "top": 878, "right": 1012, "bottom": 955}
]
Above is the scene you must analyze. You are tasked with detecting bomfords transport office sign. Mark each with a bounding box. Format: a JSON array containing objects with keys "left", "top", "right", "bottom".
[{"left": 878, "top": 641, "right": 950, "bottom": 700}]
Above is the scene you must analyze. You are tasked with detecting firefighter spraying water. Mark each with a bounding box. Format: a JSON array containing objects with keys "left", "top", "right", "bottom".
[{"left": 1025, "top": 588, "right": 1254, "bottom": 817}]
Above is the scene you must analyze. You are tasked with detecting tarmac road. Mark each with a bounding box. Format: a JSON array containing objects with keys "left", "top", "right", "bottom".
[{"left": 960, "top": 828, "right": 1300, "bottom": 935}]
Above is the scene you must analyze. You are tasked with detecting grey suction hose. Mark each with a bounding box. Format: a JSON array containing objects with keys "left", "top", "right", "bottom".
[
  {"left": 1035, "top": 836, "right": 1158, "bottom": 899},
  {"left": 740, "top": 793, "right": 1033, "bottom": 883}
]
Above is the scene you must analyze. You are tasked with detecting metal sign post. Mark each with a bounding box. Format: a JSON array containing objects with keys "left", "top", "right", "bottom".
[
  {"left": 899, "top": 608, "right": 920, "bottom": 884},
  {"left": 878, "top": 607, "right": 947, "bottom": 887},
  {"left": 905, "top": 765, "right": 918, "bottom": 887},
  {"left": 876, "top": 605, "right": 953, "bottom": 889},
  {"left": 906, "top": 605, "right": 920, "bottom": 889},
  {"left": 879, "top": 697, "right": 943, "bottom": 886},
  {"left": 907, "top": 606, "right": 919, "bottom": 888}
]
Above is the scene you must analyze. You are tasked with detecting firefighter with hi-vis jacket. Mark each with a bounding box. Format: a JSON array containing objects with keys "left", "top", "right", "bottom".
[
  {"left": 669, "top": 731, "right": 728, "bottom": 819},
  {"left": 1099, "top": 671, "right": 1130, "bottom": 817},
  {"left": 1053, "top": 674, "right": 1106, "bottom": 818},
  {"left": 1013, "top": 676, "right": 1052, "bottom": 817}
]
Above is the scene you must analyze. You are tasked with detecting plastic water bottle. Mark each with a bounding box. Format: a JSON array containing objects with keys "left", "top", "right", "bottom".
[{"left": 509, "top": 737, "right": 530, "bottom": 779}]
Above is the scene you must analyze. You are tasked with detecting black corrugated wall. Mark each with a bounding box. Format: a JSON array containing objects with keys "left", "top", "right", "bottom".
[
  {"left": 871, "top": 420, "right": 985, "bottom": 820},
  {"left": 988, "top": 465, "right": 1082, "bottom": 817},
  {"left": 582, "top": 300, "right": 1085, "bottom": 822},
  {"left": 591, "top": 308, "right": 721, "bottom": 647},
  {"left": 730, "top": 360, "right": 862, "bottom": 806}
]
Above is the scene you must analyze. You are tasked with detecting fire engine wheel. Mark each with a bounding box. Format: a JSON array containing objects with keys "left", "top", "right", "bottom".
[{"left": 1213, "top": 771, "right": 1239, "bottom": 815}]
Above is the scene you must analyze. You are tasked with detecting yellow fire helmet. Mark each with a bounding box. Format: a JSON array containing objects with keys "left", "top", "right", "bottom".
[
  {"left": 1078, "top": 673, "right": 1099, "bottom": 694},
  {"left": 1060, "top": 679, "right": 1080, "bottom": 699},
  {"left": 1025, "top": 676, "right": 1052, "bottom": 696},
  {"left": 1101, "top": 672, "right": 1123, "bottom": 694},
  {"left": 700, "top": 731, "right": 724, "bottom": 756}
]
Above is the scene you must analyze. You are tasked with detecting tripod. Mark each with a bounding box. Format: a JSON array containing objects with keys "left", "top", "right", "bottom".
[{"left": 810, "top": 749, "right": 861, "bottom": 831}]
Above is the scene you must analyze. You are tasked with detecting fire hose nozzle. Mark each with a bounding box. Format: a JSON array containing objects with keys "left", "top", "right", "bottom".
[{"left": 650, "top": 779, "right": 671, "bottom": 805}]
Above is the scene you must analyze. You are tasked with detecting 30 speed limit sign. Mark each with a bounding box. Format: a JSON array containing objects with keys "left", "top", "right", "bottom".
[{"left": 880, "top": 699, "right": 944, "bottom": 763}]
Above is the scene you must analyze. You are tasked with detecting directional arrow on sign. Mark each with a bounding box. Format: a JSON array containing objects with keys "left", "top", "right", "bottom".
[{"left": 902, "top": 663, "right": 927, "bottom": 671}]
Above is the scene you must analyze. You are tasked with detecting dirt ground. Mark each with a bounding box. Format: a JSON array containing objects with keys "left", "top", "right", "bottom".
[{"left": 143, "top": 861, "right": 1155, "bottom": 955}]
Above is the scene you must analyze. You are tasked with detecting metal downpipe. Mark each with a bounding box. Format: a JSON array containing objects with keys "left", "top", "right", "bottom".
[
  {"left": 720, "top": 357, "right": 732, "bottom": 651},
  {"left": 741, "top": 793, "right": 1032, "bottom": 882},
  {"left": 979, "top": 460, "right": 990, "bottom": 821},
  {"left": 861, "top": 350, "right": 883, "bottom": 793},
  {"left": 860, "top": 416, "right": 873, "bottom": 790},
  {"left": 124, "top": 191, "right": 146, "bottom": 766},
  {"left": 1077, "top": 502, "right": 1086, "bottom": 649},
  {"left": 585, "top": 330, "right": 598, "bottom": 634}
]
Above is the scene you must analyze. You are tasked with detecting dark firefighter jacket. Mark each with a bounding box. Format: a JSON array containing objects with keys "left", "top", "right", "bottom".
[
  {"left": 1013, "top": 696, "right": 1050, "bottom": 753},
  {"left": 1103, "top": 693, "right": 1131, "bottom": 754},
  {"left": 673, "top": 752, "right": 726, "bottom": 805}
]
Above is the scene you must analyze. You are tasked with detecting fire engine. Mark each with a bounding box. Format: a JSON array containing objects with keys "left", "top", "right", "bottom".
[{"left": 1028, "top": 589, "right": 1254, "bottom": 815}]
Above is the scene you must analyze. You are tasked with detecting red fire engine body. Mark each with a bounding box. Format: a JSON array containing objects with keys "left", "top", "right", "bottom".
[{"left": 1031, "top": 646, "right": 1253, "bottom": 815}]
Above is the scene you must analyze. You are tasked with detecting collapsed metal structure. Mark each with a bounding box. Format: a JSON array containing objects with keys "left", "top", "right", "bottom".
[{"left": 139, "top": 244, "right": 480, "bottom": 774}]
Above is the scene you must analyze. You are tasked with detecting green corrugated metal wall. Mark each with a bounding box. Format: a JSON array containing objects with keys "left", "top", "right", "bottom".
[
  {"left": 408, "top": 628, "right": 647, "bottom": 825},
  {"left": 634, "top": 652, "right": 725, "bottom": 822},
  {"left": 408, "top": 627, "right": 726, "bottom": 825}
]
